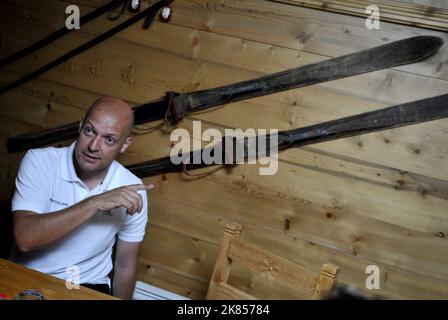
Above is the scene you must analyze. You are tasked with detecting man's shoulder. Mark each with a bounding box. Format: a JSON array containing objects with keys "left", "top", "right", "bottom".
[{"left": 23, "top": 145, "right": 66, "bottom": 165}]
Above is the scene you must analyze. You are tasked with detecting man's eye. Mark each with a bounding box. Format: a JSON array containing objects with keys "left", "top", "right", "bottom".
[
  {"left": 105, "top": 137, "right": 115, "bottom": 145},
  {"left": 84, "top": 127, "right": 93, "bottom": 135}
]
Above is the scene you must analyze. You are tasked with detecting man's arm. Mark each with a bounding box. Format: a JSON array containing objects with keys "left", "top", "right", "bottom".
[
  {"left": 13, "top": 199, "right": 97, "bottom": 252},
  {"left": 13, "top": 184, "right": 153, "bottom": 252},
  {"left": 112, "top": 239, "right": 141, "bottom": 300}
]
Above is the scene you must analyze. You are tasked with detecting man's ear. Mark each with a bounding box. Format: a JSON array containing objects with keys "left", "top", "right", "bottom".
[{"left": 120, "top": 136, "right": 133, "bottom": 154}]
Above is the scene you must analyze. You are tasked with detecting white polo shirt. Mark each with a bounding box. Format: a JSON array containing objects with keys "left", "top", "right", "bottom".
[{"left": 10, "top": 142, "right": 148, "bottom": 286}]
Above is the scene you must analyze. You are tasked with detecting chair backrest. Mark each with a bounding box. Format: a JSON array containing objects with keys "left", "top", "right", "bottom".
[{"left": 206, "top": 223, "right": 340, "bottom": 300}]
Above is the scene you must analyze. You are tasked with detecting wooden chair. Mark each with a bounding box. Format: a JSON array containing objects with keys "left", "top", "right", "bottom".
[{"left": 206, "top": 223, "right": 340, "bottom": 300}]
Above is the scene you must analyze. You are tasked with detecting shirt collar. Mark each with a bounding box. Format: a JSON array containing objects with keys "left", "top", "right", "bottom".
[
  {"left": 60, "top": 141, "right": 118, "bottom": 190},
  {"left": 60, "top": 142, "right": 79, "bottom": 182}
]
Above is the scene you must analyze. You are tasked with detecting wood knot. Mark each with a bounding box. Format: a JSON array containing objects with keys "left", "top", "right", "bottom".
[
  {"left": 326, "top": 212, "right": 334, "bottom": 220},
  {"left": 121, "top": 64, "right": 136, "bottom": 85},
  {"left": 435, "top": 60, "right": 446, "bottom": 73},
  {"left": 436, "top": 232, "right": 445, "bottom": 238},
  {"left": 87, "top": 66, "right": 98, "bottom": 78},
  {"left": 284, "top": 218, "right": 291, "bottom": 231},
  {"left": 395, "top": 179, "right": 405, "bottom": 187},
  {"left": 296, "top": 31, "right": 313, "bottom": 44},
  {"left": 384, "top": 72, "right": 395, "bottom": 87},
  {"left": 260, "top": 257, "right": 279, "bottom": 281},
  {"left": 419, "top": 188, "right": 428, "bottom": 198},
  {"left": 424, "top": 7, "right": 436, "bottom": 17},
  {"left": 68, "top": 64, "right": 76, "bottom": 77}
]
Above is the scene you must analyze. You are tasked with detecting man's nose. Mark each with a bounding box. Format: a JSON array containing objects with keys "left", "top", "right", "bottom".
[{"left": 88, "top": 136, "right": 101, "bottom": 151}]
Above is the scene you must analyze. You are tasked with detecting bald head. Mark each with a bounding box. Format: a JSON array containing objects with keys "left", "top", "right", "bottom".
[
  {"left": 84, "top": 96, "right": 134, "bottom": 137},
  {"left": 75, "top": 96, "right": 134, "bottom": 179}
]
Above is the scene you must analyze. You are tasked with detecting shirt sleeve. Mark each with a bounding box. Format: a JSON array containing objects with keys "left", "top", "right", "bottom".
[
  {"left": 118, "top": 188, "right": 148, "bottom": 242},
  {"left": 12, "top": 150, "right": 51, "bottom": 214}
]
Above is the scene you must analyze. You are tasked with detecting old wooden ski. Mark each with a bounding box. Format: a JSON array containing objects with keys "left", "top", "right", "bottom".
[
  {"left": 5, "top": 35, "right": 443, "bottom": 153},
  {"left": 126, "top": 93, "right": 448, "bottom": 178}
]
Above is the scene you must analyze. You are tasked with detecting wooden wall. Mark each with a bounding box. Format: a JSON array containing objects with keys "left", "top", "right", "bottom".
[{"left": 0, "top": 0, "right": 447, "bottom": 299}]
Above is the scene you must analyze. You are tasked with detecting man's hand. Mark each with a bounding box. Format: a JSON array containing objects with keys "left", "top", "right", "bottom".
[{"left": 89, "top": 184, "right": 154, "bottom": 215}]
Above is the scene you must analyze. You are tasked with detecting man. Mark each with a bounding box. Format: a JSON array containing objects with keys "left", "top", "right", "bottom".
[{"left": 10, "top": 96, "right": 153, "bottom": 299}]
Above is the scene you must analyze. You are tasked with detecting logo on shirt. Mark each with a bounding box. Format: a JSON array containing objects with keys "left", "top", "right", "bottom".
[{"left": 50, "top": 198, "right": 69, "bottom": 207}]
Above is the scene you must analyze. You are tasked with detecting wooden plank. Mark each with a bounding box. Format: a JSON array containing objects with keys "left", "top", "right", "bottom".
[
  {"left": 227, "top": 262, "right": 311, "bottom": 299},
  {"left": 146, "top": 162, "right": 448, "bottom": 280},
  {"left": 0, "top": 2, "right": 444, "bottom": 83},
  {"left": 0, "top": 90, "right": 84, "bottom": 128},
  {"left": 213, "top": 282, "right": 257, "bottom": 300},
  {"left": 2, "top": 0, "right": 447, "bottom": 85},
  {"left": 168, "top": 0, "right": 448, "bottom": 78},
  {"left": 136, "top": 261, "right": 207, "bottom": 299},
  {"left": 228, "top": 238, "right": 319, "bottom": 295},
  {"left": 138, "top": 224, "right": 320, "bottom": 299},
  {"left": 139, "top": 223, "right": 218, "bottom": 281},
  {"left": 271, "top": 0, "right": 448, "bottom": 32},
  {"left": 140, "top": 222, "right": 448, "bottom": 299},
  {"left": 241, "top": 224, "right": 448, "bottom": 299}
]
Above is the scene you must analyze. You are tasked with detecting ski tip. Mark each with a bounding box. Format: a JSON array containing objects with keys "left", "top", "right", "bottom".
[
  {"left": 392, "top": 35, "right": 445, "bottom": 63},
  {"left": 413, "top": 35, "right": 444, "bottom": 53}
]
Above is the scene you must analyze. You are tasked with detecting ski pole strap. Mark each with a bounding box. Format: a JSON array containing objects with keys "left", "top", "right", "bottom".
[
  {"left": 163, "top": 91, "right": 184, "bottom": 126},
  {"left": 108, "top": 0, "right": 130, "bottom": 20},
  {"left": 0, "top": 0, "right": 125, "bottom": 68},
  {"left": 0, "top": 0, "right": 169, "bottom": 95}
]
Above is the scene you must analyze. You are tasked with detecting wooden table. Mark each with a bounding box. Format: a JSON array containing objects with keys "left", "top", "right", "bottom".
[{"left": 0, "top": 258, "right": 119, "bottom": 300}]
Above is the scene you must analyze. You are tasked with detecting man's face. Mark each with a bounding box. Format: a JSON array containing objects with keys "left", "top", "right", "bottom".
[{"left": 74, "top": 107, "right": 131, "bottom": 177}]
